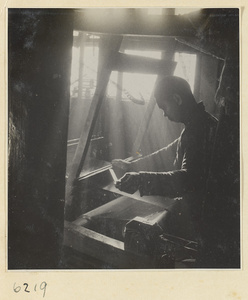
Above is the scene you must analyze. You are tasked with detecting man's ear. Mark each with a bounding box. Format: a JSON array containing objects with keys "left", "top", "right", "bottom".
[{"left": 173, "top": 94, "right": 183, "bottom": 106}]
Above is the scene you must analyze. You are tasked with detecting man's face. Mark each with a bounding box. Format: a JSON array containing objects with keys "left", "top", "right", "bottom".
[{"left": 156, "top": 94, "right": 182, "bottom": 123}]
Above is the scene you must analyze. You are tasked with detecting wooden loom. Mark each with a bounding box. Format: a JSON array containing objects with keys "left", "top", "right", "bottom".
[{"left": 63, "top": 34, "right": 198, "bottom": 268}]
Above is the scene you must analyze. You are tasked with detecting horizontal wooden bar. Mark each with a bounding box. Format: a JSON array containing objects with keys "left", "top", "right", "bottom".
[
  {"left": 175, "top": 38, "right": 226, "bottom": 60},
  {"left": 111, "top": 53, "right": 177, "bottom": 74},
  {"left": 74, "top": 11, "right": 197, "bottom": 37},
  {"left": 64, "top": 221, "right": 154, "bottom": 268}
]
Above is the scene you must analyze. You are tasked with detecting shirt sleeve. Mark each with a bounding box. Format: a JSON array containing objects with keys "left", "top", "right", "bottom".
[
  {"left": 138, "top": 129, "right": 207, "bottom": 197},
  {"left": 130, "top": 138, "right": 179, "bottom": 172}
]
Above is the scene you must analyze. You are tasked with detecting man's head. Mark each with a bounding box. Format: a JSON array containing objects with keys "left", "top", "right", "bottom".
[{"left": 154, "top": 76, "right": 196, "bottom": 123}]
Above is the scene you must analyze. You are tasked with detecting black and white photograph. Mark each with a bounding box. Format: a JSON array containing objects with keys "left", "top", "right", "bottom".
[{"left": 8, "top": 7, "right": 240, "bottom": 272}]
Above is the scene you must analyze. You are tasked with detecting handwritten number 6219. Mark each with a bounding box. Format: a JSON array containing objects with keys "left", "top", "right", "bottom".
[{"left": 13, "top": 282, "right": 47, "bottom": 298}]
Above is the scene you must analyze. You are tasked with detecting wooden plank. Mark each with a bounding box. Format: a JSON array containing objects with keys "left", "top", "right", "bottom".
[
  {"left": 175, "top": 37, "right": 225, "bottom": 60},
  {"left": 112, "top": 53, "right": 177, "bottom": 74},
  {"left": 118, "top": 36, "right": 198, "bottom": 53},
  {"left": 65, "top": 35, "right": 123, "bottom": 208},
  {"left": 65, "top": 220, "right": 124, "bottom": 249},
  {"left": 64, "top": 221, "right": 154, "bottom": 268},
  {"left": 101, "top": 182, "right": 176, "bottom": 209},
  {"left": 77, "top": 32, "right": 85, "bottom": 100},
  {"left": 74, "top": 10, "right": 197, "bottom": 37}
]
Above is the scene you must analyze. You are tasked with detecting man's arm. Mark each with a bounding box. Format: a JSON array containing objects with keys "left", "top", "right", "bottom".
[
  {"left": 131, "top": 138, "right": 179, "bottom": 171},
  {"left": 116, "top": 132, "right": 206, "bottom": 197},
  {"left": 112, "top": 138, "right": 179, "bottom": 172}
]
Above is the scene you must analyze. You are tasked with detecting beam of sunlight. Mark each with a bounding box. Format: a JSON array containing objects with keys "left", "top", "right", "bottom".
[
  {"left": 174, "top": 52, "right": 197, "bottom": 92},
  {"left": 68, "top": 38, "right": 197, "bottom": 175},
  {"left": 122, "top": 50, "right": 161, "bottom": 102}
]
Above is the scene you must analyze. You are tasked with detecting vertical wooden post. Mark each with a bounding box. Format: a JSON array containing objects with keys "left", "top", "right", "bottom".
[
  {"left": 65, "top": 34, "right": 123, "bottom": 212},
  {"left": 77, "top": 32, "right": 85, "bottom": 101}
]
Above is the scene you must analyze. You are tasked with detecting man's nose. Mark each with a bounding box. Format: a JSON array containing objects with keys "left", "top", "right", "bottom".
[{"left": 163, "top": 110, "right": 167, "bottom": 117}]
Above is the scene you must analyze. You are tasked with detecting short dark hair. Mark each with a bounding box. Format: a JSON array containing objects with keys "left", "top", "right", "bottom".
[{"left": 154, "top": 76, "right": 195, "bottom": 103}]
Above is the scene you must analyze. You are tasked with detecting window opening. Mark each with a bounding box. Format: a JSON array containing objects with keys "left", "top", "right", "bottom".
[
  {"left": 108, "top": 50, "right": 162, "bottom": 102},
  {"left": 67, "top": 33, "right": 198, "bottom": 181},
  {"left": 174, "top": 52, "right": 197, "bottom": 92}
]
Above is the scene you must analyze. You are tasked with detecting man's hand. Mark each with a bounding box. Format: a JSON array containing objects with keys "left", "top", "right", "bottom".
[
  {"left": 112, "top": 159, "right": 132, "bottom": 172},
  {"left": 115, "top": 172, "right": 140, "bottom": 194}
]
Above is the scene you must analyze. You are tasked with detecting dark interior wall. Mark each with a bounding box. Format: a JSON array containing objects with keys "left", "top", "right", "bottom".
[
  {"left": 198, "top": 9, "right": 240, "bottom": 268},
  {"left": 8, "top": 9, "right": 73, "bottom": 269},
  {"left": 197, "top": 54, "right": 220, "bottom": 116}
]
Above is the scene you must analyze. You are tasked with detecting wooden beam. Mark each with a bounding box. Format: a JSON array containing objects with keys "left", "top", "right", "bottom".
[
  {"left": 121, "top": 36, "right": 186, "bottom": 52},
  {"left": 175, "top": 37, "right": 225, "bottom": 60},
  {"left": 65, "top": 35, "right": 123, "bottom": 209},
  {"left": 74, "top": 10, "right": 197, "bottom": 37},
  {"left": 112, "top": 53, "right": 177, "bottom": 75},
  {"left": 64, "top": 221, "right": 154, "bottom": 268},
  {"left": 77, "top": 32, "right": 85, "bottom": 100}
]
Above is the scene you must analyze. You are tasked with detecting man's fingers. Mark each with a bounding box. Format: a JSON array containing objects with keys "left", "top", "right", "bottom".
[
  {"left": 115, "top": 180, "right": 122, "bottom": 189},
  {"left": 116, "top": 174, "right": 130, "bottom": 190},
  {"left": 112, "top": 159, "right": 130, "bottom": 171},
  {"left": 115, "top": 173, "right": 140, "bottom": 194}
]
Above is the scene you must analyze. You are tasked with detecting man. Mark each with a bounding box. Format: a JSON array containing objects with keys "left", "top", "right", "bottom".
[
  {"left": 113, "top": 76, "right": 218, "bottom": 249},
  {"left": 114, "top": 76, "right": 217, "bottom": 197}
]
